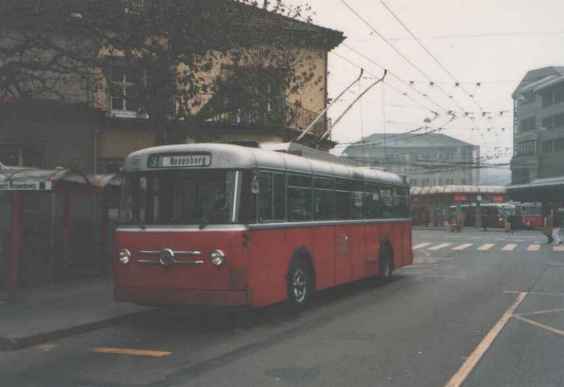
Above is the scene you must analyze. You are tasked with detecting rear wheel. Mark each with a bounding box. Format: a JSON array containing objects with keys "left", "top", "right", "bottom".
[{"left": 287, "top": 260, "right": 312, "bottom": 307}]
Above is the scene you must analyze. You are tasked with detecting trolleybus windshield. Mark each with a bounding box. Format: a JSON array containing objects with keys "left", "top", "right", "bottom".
[{"left": 120, "top": 170, "right": 238, "bottom": 226}]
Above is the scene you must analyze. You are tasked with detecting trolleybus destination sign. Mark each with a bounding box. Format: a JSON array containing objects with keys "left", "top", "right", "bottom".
[{"left": 148, "top": 153, "right": 212, "bottom": 169}]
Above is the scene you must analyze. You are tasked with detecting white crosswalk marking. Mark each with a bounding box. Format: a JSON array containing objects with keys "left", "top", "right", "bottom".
[
  {"left": 528, "top": 244, "right": 541, "bottom": 252},
  {"left": 452, "top": 243, "right": 473, "bottom": 251},
  {"left": 502, "top": 244, "right": 518, "bottom": 251},
  {"left": 478, "top": 243, "right": 495, "bottom": 251},
  {"left": 553, "top": 245, "right": 564, "bottom": 252},
  {"left": 413, "top": 242, "right": 432, "bottom": 250},
  {"left": 428, "top": 243, "right": 452, "bottom": 251}
]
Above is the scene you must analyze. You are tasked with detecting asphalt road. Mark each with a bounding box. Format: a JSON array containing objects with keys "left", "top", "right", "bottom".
[{"left": 2, "top": 229, "right": 564, "bottom": 387}]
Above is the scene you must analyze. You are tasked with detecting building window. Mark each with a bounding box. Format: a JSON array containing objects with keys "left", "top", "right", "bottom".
[
  {"left": 124, "top": 0, "right": 144, "bottom": 14},
  {"left": 109, "top": 66, "right": 146, "bottom": 117},
  {"left": 542, "top": 140, "right": 554, "bottom": 153},
  {"left": 541, "top": 113, "right": 564, "bottom": 130},
  {"left": 516, "top": 140, "right": 537, "bottom": 156},
  {"left": 555, "top": 138, "right": 564, "bottom": 152},
  {"left": 519, "top": 116, "right": 536, "bottom": 132},
  {"left": 97, "top": 158, "right": 124, "bottom": 174},
  {"left": 541, "top": 84, "right": 564, "bottom": 108}
]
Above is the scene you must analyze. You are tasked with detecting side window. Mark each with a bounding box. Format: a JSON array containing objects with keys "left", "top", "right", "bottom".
[
  {"left": 257, "top": 172, "right": 273, "bottom": 223},
  {"left": 336, "top": 179, "right": 352, "bottom": 220},
  {"left": 314, "top": 177, "right": 335, "bottom": 220},
  {"left": 395, "top": 188, "right": 410, "bottom": 218},
  {"left": 257, "top": 171, "right": 286, "bottom": 223},
  {"left": 364, "top": 183, "right": 382, "bottom": 219},
  {"left": 351, "top": 192, "right": 364, "bottom": 219},
  {"left": 288, "top": 174, "right": 312, "bottom": 221},
  {"left": 380, "top": 187, "right": 394, "bottom": 218},
  {"left": 273, "top": 173, "right": 286, "bottom": 220}
]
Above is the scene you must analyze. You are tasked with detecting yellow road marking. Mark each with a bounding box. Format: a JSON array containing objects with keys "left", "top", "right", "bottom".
[
  {"left": 502, "top": 244, "right": 517, "bottom": 251},
  {"left": 444, "top": 292, "right": 527, "bottom": 387},
  {"left": 478, "top": 243, "right": 495, "bottom": 251},
  {"left": 93, "top": 347, "right": 172, "bottom": 358},
  {"left": 413, "top": 242, "right": 432, "bottom": 250},
  {"left": 429, "top": 243, "right": 452, "bottom": 251},
  {"left": 516, "top": 308, "right": 564, "bottom": 317},
  {"left": 513, "top": 315, "right": 564, "bottom": 337},
  {"left": 505, "top": 290, "right": 564, "bottom": 297},
  {"left": 452, "top": 243, "right": 473, "bottom": 251},
  {"left": 528, "top": 244, "right": 541, "bottom": 252}
]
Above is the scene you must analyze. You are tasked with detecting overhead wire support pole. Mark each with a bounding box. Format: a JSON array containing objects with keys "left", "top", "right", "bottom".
[
  {"left": 319, "top": 70, "right": 388, "bottom": 142},
  {"left": 295, "top": 68, "right": 365, "bottom": 143}
]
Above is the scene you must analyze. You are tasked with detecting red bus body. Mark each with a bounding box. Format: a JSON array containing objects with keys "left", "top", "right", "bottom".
[
  {"left": 114, "top": 221, "right": 413, "bottom": 307},
  {"left": 113, "top": 144, "right": 413, "bottom": 308}
]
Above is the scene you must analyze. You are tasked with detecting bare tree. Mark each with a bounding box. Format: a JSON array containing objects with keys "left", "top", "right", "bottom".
[{"left": 0, "top": 0, "right": 325, "bottom": 143}]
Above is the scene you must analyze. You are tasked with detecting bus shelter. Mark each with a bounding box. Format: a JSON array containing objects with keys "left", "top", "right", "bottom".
[{"left": 0, "top": 166, "right": 120, "bottom": 298}]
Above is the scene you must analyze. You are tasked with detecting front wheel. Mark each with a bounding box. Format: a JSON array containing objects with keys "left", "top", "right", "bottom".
[{"left": 287, "top": 260, "right": 312, "bottom": 307}]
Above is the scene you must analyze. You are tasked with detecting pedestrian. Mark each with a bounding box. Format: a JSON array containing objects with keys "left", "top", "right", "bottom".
[
  {"left": 552, "top": 208, "right": 562, "bottom": 245},
  {"left": 544, "top": 210, "right": 554, "bottom": 244}
]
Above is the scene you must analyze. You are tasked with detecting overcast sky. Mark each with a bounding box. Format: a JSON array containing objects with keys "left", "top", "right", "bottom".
[{"left": 285, "top": 0, "right": 564, "bottom": 158}]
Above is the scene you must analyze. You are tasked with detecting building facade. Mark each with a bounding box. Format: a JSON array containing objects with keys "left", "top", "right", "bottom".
[
  {"left": 511, "top": 66, "right": 564, "bottom": 184},
  {"left": 342, "top": 133, "right": 480, "bottom": 187},
  {"left": 0, "top": 1, "right": 344, "bottom": 173}
]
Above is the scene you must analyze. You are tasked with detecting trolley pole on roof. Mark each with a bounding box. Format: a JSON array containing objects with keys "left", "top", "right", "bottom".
[
  {"left": 319, "top": 70, "right": 388, "bottom": 143},
  {"left": 294, "top": 68, "right": 365, "bottom": 143}
]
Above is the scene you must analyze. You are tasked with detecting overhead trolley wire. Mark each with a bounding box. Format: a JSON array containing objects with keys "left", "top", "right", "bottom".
[
  {"left": 331, "top": 51, "right": 437, "bottom": 115},
  {"left": 379, "top": 0, "right": 484, "bottom": 113},
  {"left": 340, "top": 0, "right": 467, "bottom": 115},
  {"left": 341, "top": 43, "right": 449, "bottom": 115}
]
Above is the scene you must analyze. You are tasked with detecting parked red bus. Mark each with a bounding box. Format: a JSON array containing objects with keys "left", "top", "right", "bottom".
[
  {"left": 518, "top": 202, "right": 543, "bottom": 229},
  {"left": 113, "top": 144, "right": 413, "bottom": 308}
]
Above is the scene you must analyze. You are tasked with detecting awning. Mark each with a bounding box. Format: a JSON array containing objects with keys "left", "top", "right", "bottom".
[
  {"left": 411, "top": 185, "right": 507, "bottom": 196},
  {"left": 0, "top": 166, "right": 119, "bottom": 192},
  {"left": 507, "top": 176, "right": 564, "bottom": 202}
]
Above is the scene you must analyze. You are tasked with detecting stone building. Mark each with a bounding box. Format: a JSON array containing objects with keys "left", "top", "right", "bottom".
[
  {"left": 342, "top": 133, "right": 480, "bottom": 187},
  {"left": 0, "top": 1, "right": 344, "bottom": 173},
  {"left": 511, "top": 66, "right": 564, "bottom": 184}
]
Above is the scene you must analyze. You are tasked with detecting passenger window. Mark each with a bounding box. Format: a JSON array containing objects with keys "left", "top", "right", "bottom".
[
  {"left": 257, "top": 172, "right": 273, "bottom": 223},
  {"left": 314, "top": 177, "right": 335, "bottom": 220},
  {"left": 380, "top": 187, "right": 394, "bottom": 218},
  {"left": 351, "top": 191, "right": 363, "bottom": 219},
  {"left": 288, "top": 174, "right": 312, "bottom": 221},
  {"left": 364, "top": 184, "right": 382, "bottom": 219},
  {"left": 273, "top": 173, "right": 286, "bottom": 220}
]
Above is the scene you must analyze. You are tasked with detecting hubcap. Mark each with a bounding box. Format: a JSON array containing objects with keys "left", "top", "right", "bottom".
[{"left": 291, "top": 269, "right": 307, "bottom": 304}]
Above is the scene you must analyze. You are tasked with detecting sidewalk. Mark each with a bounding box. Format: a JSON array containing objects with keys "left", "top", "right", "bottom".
[
  {"left": 414, "top": 225, "right": 510, "bottom": 233},
  {"left": 0, "top": 278, "right": 149, "bottom": 351}
]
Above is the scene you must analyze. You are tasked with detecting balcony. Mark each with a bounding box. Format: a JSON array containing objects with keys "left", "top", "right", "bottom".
[{"left": 205, "top": 104, "right": 326, "bottom": 135}]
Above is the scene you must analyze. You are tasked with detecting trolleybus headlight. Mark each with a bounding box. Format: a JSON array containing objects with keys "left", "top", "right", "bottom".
[
  {"left": 209, "top": 250, "right": 226, "bottom": 267},
  {"left": 119, "top": 249, "right": 131, "bottom": 265}
]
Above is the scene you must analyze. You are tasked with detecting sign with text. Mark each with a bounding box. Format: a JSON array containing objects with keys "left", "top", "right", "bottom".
[
  {"left": 148, "top": 153, "right": 212, "bottom": 169},
  {"left": 0, "top": 181, "right": 52, "bottom": 191}
]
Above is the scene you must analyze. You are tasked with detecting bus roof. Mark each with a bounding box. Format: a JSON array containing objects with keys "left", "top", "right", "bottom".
[{"left": 124, "top": 143, "right": 406, "bottom": 186}]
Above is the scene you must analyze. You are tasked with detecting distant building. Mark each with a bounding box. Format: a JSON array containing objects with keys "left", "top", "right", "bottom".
[
  {"left": 511, "top": 66, "right": 564, "bottom": 184},
  {"left": 342, "top": 133, "right": 480, "bottom": 187}
]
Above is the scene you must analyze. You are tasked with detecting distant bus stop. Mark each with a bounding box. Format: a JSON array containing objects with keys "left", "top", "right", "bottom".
[{"left": 0, "top": 165, "right": 120, "bottom": 299}]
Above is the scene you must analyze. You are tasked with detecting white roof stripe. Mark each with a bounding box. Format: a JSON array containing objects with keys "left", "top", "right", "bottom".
[{"left": 124, "top": 143, "right": 405, "bottom": 185}]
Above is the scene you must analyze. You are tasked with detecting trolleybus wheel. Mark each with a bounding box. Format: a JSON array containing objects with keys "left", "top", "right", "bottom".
[{"left": 287, "top": 260, "right": 312, "bottom": 308}]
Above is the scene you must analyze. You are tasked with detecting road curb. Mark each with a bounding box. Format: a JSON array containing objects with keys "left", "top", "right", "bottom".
[{"left": 0, "top": 310, "right": 152, "bottom": 351}]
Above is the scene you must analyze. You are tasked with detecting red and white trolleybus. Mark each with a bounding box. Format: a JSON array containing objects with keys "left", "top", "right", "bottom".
[{"left": 113, "top": 143, "right": 413, "bottom": 308}]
